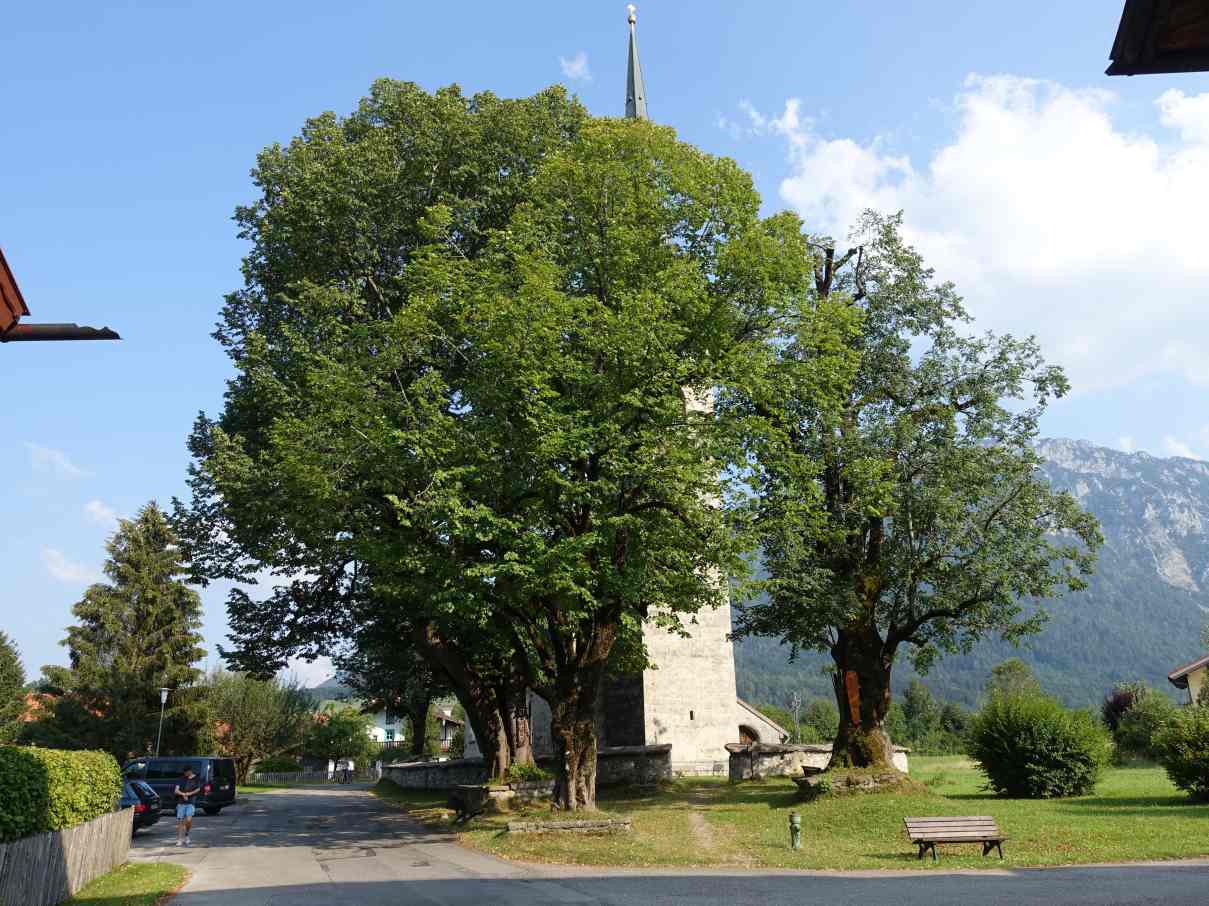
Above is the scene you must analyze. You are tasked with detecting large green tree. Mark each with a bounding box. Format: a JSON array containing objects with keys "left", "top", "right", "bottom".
[
  {"left": 0, "top": 631, "right": 26, "bottom": 743},
  {"left": 206, "top": 670, "right": 313, "bottom": 783},
  {"left": 732, "top": 213, "right": 1102, "bottom": 769},
  {"left": 304, "top": 704, "right": 374, "bottom": 768},
  {"left": 177, "top": 81, "right": 589, "bottom": 783},
  {"left": 42, "top": 503, "right": 207, "bottom": 760},
  {"left": 177, "top": 82, "right": 847, "bottom": 808}
]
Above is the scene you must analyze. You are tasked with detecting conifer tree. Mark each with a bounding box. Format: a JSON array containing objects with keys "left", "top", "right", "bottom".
[
  {"left": 0, "top": 631, "right": 26, "bottom": 743},
  {"left": 54, "top": 502, "right": 207, "bottom": 760}
]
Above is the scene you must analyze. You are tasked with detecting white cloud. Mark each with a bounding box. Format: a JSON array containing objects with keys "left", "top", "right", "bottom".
[
  {"left": 41, "top": 548, "right": 102, "bottom": 584},
  {"left": 84, "top": 499, "right": 119, "bottom": 530},
  {"left": 26, "top": 443, "right": 86, "bottom": 479},
  {"left": 559, "top": 51, "right": 591, "bottom": 82},
  {"left": 1163, "top": 436, "right": 1203, "bottom": 460},
  {"left": 1118, "top": 436, "right": 1136, "bottom": 453},
  {"left": 742, "top": 76, "right": 1209, "bottom": 395}
]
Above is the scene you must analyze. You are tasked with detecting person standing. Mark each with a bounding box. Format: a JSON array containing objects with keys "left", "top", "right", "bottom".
[{"left": 174, "top": 766, "right": 201, "bottom": 846}]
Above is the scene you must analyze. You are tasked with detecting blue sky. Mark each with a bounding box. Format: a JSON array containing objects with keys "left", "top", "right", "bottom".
[{"left": 3, "top": 2, "right": 1208, "bottom": 681}]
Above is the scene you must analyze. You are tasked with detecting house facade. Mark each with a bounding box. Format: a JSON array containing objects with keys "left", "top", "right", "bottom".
[{"left": 1168, "top": 654, "right": 1209, "bottom": 704}]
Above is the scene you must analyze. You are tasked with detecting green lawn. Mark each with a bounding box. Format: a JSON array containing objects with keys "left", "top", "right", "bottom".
[
  {"left": 373, "top": 758, "right": 1209, "bottom": 870},
  {"left": 67, "top": 862, "right": 188, "bottom": 905}
]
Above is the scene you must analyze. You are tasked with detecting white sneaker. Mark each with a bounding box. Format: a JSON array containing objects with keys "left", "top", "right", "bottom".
[
  {"left": 184, "top": 837, "right": 191, "bottom": 847},
  {"left": 175, "top": 840, "right": 182, "bottom": 847}
]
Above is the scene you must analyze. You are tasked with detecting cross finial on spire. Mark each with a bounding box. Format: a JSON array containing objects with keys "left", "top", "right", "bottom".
[{"left": 625, "top": 4, "right": 648, "bottom": 120}]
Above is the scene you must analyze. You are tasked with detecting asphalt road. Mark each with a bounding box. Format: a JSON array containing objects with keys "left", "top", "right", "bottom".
[{"left": 130, "top": 785, "right": 1209, "bottom": 905}]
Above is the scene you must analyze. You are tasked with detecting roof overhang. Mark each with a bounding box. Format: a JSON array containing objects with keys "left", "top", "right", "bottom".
[
  {"left": 0, "top": 247, "right": 31, "bottom": 334},
  {"left": 1108, "top": 0, "right": 1209, "bottom": 75},
  {"left": 0, "top": 246, "right": 120, "bottom": 342},
  {"left": 1167, "top": 653, "right": 1209, "bottom": 688}
]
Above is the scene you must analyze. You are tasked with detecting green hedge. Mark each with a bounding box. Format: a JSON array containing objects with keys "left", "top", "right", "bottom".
[
  {"left": 1156, "top": 706, "right": 1209, "bottom": 801},
  {"left": 0, "top": 746, "right": 122, "bottom": 843},
  {"left": 968, "top": 693, "right": 1111, "bottom": 798}
]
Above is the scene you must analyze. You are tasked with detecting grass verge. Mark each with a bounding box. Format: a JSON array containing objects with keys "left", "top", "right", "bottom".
[
  {"left": 375, "top": 758, "right": 1209, "bottom": 870},
  {"left": 67, "top": 862, "right": 188, "bottom": 905}
]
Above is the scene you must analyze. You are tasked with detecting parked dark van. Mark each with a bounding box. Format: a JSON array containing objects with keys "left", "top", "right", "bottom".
[
  {"left": 122, "top": 756, "right": 237, "bottom": 815},
  {"left": 119, "top": 779, "right": 161, "bottom": 832}
]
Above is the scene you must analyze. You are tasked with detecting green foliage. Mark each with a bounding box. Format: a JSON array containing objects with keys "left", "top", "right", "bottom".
[
  {"left": 0, "top": 746, "right": 121, "bottom": 843},
  {"left": 969, "top": 693, "right": 1111, "bottom": 798},
  {"left": 179, "top": 82, "right": 837, "bottom": 806},
  {"left": 254, "top": 756, "right": 302, "bottom": 773},
  {"left": 504, "top": 762, "right": 552, "bottom": 783},
  {"left": 206, "top": 670, "right": 312, "bottom": 784},
  {"left": 0, "top": 632, "right": 25, "bottom": 744},
  {"left": 1113, "top": 687, "right": 1178, "bottom": 761},
  {"left": 305, "top": 703, "right": 374, "bottom": 765},
  {"left": 985, "top": 659, "right": 1042, "bottom": 700},
  {"left": 1155, "top": 706, "right": 1209, "bottom": 801},
  {"left": 32, "top": 503, "right": 207, "bottom": 760},
  {"left": 732, "top": 212, "right": 1102, "bottom": 763}
]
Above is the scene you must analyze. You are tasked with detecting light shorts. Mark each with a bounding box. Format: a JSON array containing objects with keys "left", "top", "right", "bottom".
[{"left": 176, "top": 803, "right": 196, "bottom": 819}]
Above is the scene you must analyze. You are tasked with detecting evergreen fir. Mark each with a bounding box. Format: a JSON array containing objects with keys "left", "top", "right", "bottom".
[
  {"left": 0, "top": 631, "right": 26, "bottom": 743},
  {"left": 46, "top": 502, "right": 207, "bottom": 760}
]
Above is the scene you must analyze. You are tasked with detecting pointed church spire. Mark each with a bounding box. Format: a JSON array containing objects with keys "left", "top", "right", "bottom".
[{"left": 625, "top": 4, "right": 648, "bottom": 120}]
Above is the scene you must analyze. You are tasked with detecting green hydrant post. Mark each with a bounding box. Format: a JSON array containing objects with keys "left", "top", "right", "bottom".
[{"left": 789, "top": 812, "right": 802, "bottom": 850}]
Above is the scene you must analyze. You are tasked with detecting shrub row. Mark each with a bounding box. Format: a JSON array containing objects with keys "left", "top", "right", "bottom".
[{"left": 0, "top": 746, "right": 122, "bottom": 843}]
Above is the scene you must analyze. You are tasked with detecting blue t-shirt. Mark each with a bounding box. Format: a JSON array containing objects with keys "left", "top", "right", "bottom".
[{"left": 176, "top": 774, "right": 201, "bottom": 804}]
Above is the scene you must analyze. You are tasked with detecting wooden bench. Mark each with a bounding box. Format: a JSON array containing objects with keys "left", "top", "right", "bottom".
[{"left": 904, "top": 816, "right": 1005, "bottom": 861}]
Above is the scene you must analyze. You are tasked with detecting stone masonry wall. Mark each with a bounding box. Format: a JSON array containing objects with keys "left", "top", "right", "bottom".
[{"left": 727, "top": 743, "right": 910, "bottom": 781}]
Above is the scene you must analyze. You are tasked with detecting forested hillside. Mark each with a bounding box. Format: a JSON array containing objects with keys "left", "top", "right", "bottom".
[{"left": 735, "top": 439, "right": 1209, "bottom": 709}]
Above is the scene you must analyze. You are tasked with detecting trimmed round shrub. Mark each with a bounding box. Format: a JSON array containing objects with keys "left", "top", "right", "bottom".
[
  {"left": 0, "top": 746, "right": 122, "bottom": 842},
  {"left": 968, "top": 694, "right": 1111, "bottom": 798},
  {"left": 1155, "top": 707, "right": 1209, "bottom": 802}
]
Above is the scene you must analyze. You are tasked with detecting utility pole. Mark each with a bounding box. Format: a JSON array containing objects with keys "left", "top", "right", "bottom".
[{"left": 155, "top": 688, "right": 170, "bottom": 756}]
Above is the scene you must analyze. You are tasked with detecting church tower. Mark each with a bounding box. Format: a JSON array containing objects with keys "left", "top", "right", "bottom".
[{"left": 602, "top": 5, "right": 750, "bottom": 769}]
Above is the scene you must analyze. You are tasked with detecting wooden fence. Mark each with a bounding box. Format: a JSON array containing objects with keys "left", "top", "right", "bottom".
[
  {"left": 0, "top": 807, "right": 132, "bottom": 906},
  {"left": 248, "top": 766, "right": 382, "bottom": 785}
]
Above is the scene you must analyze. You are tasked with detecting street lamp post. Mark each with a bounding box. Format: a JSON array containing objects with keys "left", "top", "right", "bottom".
[{"left": 155, "top": 688, "right": 170, "bottom": 756}]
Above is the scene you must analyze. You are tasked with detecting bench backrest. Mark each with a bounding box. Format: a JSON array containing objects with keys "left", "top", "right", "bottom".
[{"left": 904, "top": 816, "right": 1001, "bottom": 841}]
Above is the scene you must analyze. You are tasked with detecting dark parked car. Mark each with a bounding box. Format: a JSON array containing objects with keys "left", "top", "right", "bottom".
[
  {"left": 123, "top": 756, "right": 237, "bottom": 815},
  {"left": 119, "top": 779, "right": 161, "bottom": 832}
]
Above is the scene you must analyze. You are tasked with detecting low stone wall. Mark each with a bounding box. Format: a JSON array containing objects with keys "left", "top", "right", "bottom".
[
  {"left": 383, "top": 758, "right": 488, "bottom": 789},
  {"left": 593, "top": 744, "right": 672, "bottom": 786},
  {"left": 726, "top": 743, "right": 910, "bottom": 781},
  {"left": 0, "top": 807, "right": 132, "bottom": 906},
  {"left": 384, "top": 744, "right": 673, "bottom": 790}
]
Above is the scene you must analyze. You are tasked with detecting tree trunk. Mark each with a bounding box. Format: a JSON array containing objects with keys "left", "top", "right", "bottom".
[
  {"left": 413, "top": 625, "right": 513, "bottom": 779},
  {"left": 828, "top": 627, "right": 896, "bottom": 769},
  {"left": 547, "top": 666, "right": 604, "bottom": 811},
  {"left": 407, "top": 692, "right": 431, "bottom": 759}
]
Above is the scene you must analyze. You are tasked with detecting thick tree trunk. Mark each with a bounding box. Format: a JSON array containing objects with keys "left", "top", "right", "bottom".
[
  {"left": 414, "top": 626, "right": 513, "bottom": 779},
  {"left": 547, "top": 662, "right": 606, "bottom": 811},
  {"left": 828, "top": 627, "right": 896, "bottom": 769}
]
